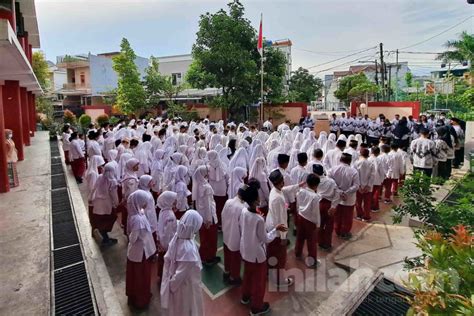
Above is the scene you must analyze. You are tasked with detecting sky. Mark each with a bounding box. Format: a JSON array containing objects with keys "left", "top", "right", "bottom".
[{"left": 35, "top": 0, "right": 473, "bottom": 77}]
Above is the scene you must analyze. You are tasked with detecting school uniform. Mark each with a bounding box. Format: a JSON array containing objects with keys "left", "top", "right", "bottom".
[
  {"left": 434, "top": 139, "right": 449, "bottom": 180},
  {"left": 221, "top": 196, "right": 245, "bottom": 281},
  {"left": 385, "top": 150, "right": 404, "bottom": 201},
  {"left": 367, "top": 121, "right": 382, "bottom": 147},
  {"left": 295, "top": 188, "right": 321, "bottom": 262},
  {"left": 410, "top": 137, "right": 437, "bottom": 177},
  {"left": 70, "top": 139, "right": 86, "bottom": 180},
  {"left": 368, "top": 155, "right": 387, "bottom": 211},
  {"left": 316, "top": 176, "right": 340, "bottom": 248},
  {"left": 156, "top": 192, "right": 178, "bottom": 279},
  {"left": 354, "top": 158, "right": 375, "bottom": 220},
  {"left": 323, "top": 148, "right": 343, "bottom": 170}
]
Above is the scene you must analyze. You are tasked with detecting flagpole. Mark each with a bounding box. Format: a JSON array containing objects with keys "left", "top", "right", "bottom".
[{"left": 260, "top": 13, "right": 264, "bottom": 125}]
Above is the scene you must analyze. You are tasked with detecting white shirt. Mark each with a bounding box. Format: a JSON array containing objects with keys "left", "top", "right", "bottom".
[
  {"left": 266, "top": 184, "right": 299, "bottom": 239},
  {"left": 221, "top": 197, "right": 246, "bottom": 251},
  {"left": 387, "top": 150, "right": 404, "bottom": 179},
  {"left": 354, "top": 158, "right": 375, "bottom": 191},
  {"left": 157, "top": 209, "right": 177, "bottom": 250},
  {"left": 290, "top": 165, "right": 309, "bottom": 185},
  {"left": 240, "top": 208, "right": 277, "bottom": 263},
  {"left": 127, "top": 224, "right": 157, "bottom": 262},
  {"left": 323, "top": 148, "right": 342, "bottom": 170},
  {"left": 87, "top": 140, "right": 102, "bottom": 157},
  {"left": 306, "top": 160, "right": 325, "bottom": 174},
  {"left": 296, "top": 188, "right": 321, "bottom": 226},
  {"left": 316, "top": 176, "right": 340, "bottom": 209},
  {"left": 69, "top": 139, "right": 84, "bottom": 160},
  {"left": 328, "top": 164, "right": 360, "bottom": 206},
  {"left": 368, "top": 155, "right": 387, "bottom": 186},
  {"left": 195, "top": 184, "right": 218, "bottom": 224},
  {"left": 343, "top": 147, "right": 359, "bottom": 167}
]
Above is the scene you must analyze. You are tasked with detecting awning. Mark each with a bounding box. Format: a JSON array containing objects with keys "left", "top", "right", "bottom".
[{"left": 0, "top": 19, "right": 42, "bottom": 94}]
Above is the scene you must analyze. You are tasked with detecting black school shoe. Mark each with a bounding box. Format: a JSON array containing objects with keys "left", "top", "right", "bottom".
[
  {"left": 203, "top": 256, "right": 221, "bottom": 266},
  {"left": 250, "top": 302, "right": 270, "bottom": 315}
]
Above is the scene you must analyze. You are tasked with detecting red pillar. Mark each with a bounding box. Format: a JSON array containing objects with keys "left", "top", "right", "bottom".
[
  {"left": 0, "top": 85, "right": 10, "bottom": 193},
  {"left": 0, "top": 3, "right": 16, "bottom": 33},
  {"left": 3, "top": 81, "right": 24, "bottom": 161},
  {"left": 20, "top": 87, "right": 30, "bottom": 146},
  {"left": 28, "top": 92, "right": 35, "bottom": 136}
]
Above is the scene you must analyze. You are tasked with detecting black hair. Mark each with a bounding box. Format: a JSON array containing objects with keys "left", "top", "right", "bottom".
[
  {"left": 313, "top": 148, "right": 323, "bottom": 159},
  {"left": 360, "top": 148, "right": 370, "bottom": 158},
  {"left": 371, "top": 146, "right": 380, "bottom": 155},
  {"left": 142, "top": 133, "right": 151, "bottom": 142},
  {"left": 69, "top": 132, "right": 78, "bottom": 142},
  {"left": 297, "top": 152, "right": 308, "bottom": 165},
  {"left": 306, "top": 173, "right": 320, "bottom": 188},
  {"left": 158, "top": 129, "right": 167, "bottom": 138},
  {"left": 115, "top": 139, "right": 122, "bottom": 147},
  {"left": 340, "top": 153, "right": 352, "bottom": 165},
  {"left": 277, "top": 154, "right": 290, "bottom": 165},
  {"left": 130, "top": 139, "right": 139, "bottom": 148},
  {"left": 349, "top": 140, "right": 358, "bottom": 149},
  {"left": 336, "top": 140, "right": 347, "bottom": 149},
  {"left": 312, "top": 164, "right": 324, "bottom": 176},
  {"left": 390, "top": 143, "right": 399, "bottom": 151},
  {"left": 360, "top": 143, "right": 369, "bottom": 149},
  {"left": 269, "top": 169, "right": 284, "bottom": 186},
  {"left": 247, "top": 178, "right": 261, "bottom": 191},
  {"left": 381, "top": 144, "right": 390, "bottom": 154}
]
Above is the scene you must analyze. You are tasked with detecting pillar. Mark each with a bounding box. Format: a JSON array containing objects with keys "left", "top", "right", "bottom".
[
  {"left": 28, "top": 92, "right": 35, "bottom": 136},
  {"left": 0, "top": 1, "right": 16, "bottom": 33},
  {"left": 20, "top": 87, "right": 30, "bottom": 146},
  {"left": 3, "top": 81, "right": 24, "bottom": 161},
  {"left": 0, "top": 85, "right": 10, "bottom": 193}
]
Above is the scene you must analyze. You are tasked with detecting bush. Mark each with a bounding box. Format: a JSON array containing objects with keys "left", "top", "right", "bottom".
[
  {"left": 63, "top": 110, "right": 77, "bottom": 125},
  {"left": 109, "top": 116, "right": 120, "bottom": 126},
  {"left": 96, "top": 113, "right": 109, "bottom": 126},
  {"left": 78, "top": 114, "right": 92, "bottom": 129}
]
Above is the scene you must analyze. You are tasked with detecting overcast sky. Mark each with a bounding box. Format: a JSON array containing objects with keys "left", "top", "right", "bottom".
[{"left": 36, "top": 0, "right": 473, "bottom": 77}]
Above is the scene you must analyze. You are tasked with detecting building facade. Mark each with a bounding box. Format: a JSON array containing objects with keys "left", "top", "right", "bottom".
[{"left": 0, "top": 0, "right": 42, "bottom": 192}]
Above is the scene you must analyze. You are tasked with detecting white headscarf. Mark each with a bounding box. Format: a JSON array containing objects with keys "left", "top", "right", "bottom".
[
  {"left": 127, "top": 190, "right": 156, "bottom": 261},
  {"left": 161, "top": 209, "right": 203, "bottom": 309},
  {"left": 249, "top": 143, "right": 266, "bottom": 164},
  {"left": 227, "top": 167, "right": 247, "bottom": 198},
  {"left": 192, "top": 165, "right": 208, "bottom": 201},
  {"left": 207, "top": 150, "right": 226, "bottom": 182},
  {"left": 94, "top": 162, "right": 118, "bottom": 201},
  {"left": 156, "top": 191, "right": 177, "bottom": 210},
  {"left": 318, "top": 132, "right": 328, "bottom": 149},
  {"left": 138, "top": 174, "right": 153, "bottom": 191},
  {"left": 218, "top": 147, "right": 230, "bottom": 170},
  {"left": 175, "top": 165, "right": 189, "bottom": 185},
  {"left": 118, "top": 152, "right": 133, "bottom": 180},
  {"left": 249, "top": 157, "right": 267, "bottom": 185},
  {"left": 121, "top": 158, "right": 139, "bottom": 183},
  {"left": 228, "top": 147, "right": 248, "bottom": 172},
  {"left": 85, "top": 155, "right": 105, "bottom": 199}
]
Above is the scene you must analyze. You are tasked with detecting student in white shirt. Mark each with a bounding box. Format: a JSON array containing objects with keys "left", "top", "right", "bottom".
[
  {"left": 69, "top": 132, "right": 86, "bottom": 183},
  {"left": 328, "top": 153, "right": 360, "bottom": 239},
  {"left": 354, "top": 149, "right": 375, "bottom": 221},
  {"left": 343, "top": 140, "right": 359, "bottom": 166},
  {"left": 192, "top": 165, "right": 220, "bottom": 266},
  {"left": 306, "top": 148, "right": 325, "bottom": 174},
  {"left": 410, "top": 128, "right": 437, "bottom": 178},
  {"left": 156, "top": 191, "right": 178, "bottom": 280},
  {"left": 295, "top": 174, "right": 321, "bottom": 268},
  {"left": 323, "top": 139, "right": 346, "bottom": 170},
  {"left": 368, "top": 146, "right": 386, "bottom": 212},
  {"left": 266, "top": 170, "right": 303, "bottom": 288},
  {"left": 384, "top": 144, "right": 404, "bottom": 203},
  {"left": 239, "top": 183, "right": 287, "bottom": 316}
]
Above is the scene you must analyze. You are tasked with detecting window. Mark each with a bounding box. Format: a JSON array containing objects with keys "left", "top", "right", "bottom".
[
  {"left": 172, "top": 73, "right": 182, "bottom": 85},
  {"left": 80, "top": 72, "right": 86, "bottom": 85}
]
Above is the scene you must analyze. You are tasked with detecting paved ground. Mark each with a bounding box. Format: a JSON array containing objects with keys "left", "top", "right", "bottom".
[{"left": 0, "top": 131, "right": 50, "bottom": 316}]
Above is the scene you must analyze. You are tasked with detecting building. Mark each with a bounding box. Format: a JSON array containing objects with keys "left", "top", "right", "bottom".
[
  {"left": 271, "top": 39, "right": 292, "bottom": 91},
  {"left": 45, "top": 60, "right": 67, "bottom": 117},
  {"left": 56, "top": 52, "right": 149, "bottom": 115},
  {"left": 0, "top": 0, "right": 42, "bottom": 192}
]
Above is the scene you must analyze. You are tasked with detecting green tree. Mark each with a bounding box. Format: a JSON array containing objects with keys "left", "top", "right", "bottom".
[
  {"left": 334, "top": 73, "right": 376, "bottom": 106},
  {"left": 143, "top": 56, "right": 165, "bottom": 107},
  {"left": 112, "top": 38, "right": 146, "bottom": 114},
  {"left": 457, "top": 87, "right": 474, "bottom": 111},
  {"left": 32, "top": 51, "right": 50, "bottom": 90},
  {"left": 405, "top": 71, "right": 413, "bottom": 87},
  {"left": 437, "top": 31, "right": 474, "bottom": 77},
  {"left": 288, "top": 67, "right": 323, "bottom": 102},
  {"left": 187, "top": 0, "right": 286, "bottom": 120}
]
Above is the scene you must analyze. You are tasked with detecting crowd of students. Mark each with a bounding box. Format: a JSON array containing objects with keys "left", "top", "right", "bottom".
[{"left": 60, "top": 112, "right": 465, "bottom": 316}]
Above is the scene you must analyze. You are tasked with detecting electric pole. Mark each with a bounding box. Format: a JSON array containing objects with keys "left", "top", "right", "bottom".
[
  {"left": 388, "top": 65, "right": 392, "bottom": 101},
  {"left": 374, "top": 60, "right": 379, "bottom": 101},
  {"left": 395, "top": 49, "right": 399, "bottom": 101},
  {"left": 379, "top": 43, "right": 385, "bottom": 101}
]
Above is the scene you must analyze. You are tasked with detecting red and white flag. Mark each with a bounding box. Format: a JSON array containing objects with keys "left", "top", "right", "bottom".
[{"left": 257, "top": 14, "right": 263, "bottom": 56}]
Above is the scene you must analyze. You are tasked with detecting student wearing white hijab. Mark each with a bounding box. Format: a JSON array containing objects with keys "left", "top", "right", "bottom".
[
  {"left": 107, "top": 149, "right": 120, "bottom": 180},
  {"left": 126, "top": 190, "right": 157, "bottom": 309},
  {"left": 91, "top": 162, "right": 119, "bottom": 245},
  {"left": 228, "top": 167, "right": 247, "bottom": 199},
  {"left": 135, "top": 142, "right": 153, "bottom": 177},
  {"left": 192, "top": 166, "right": 220, "bottom": 265},
  {"left": 249, "top": 157, "right": 270, "bottom": 214},
  {"left": 228, "top": 147, "right": 248, "bottom": 172},
  {"left": 175, "top": 165, "right": 191, "bottom": 218},
  {"left": 118, "top": 152, "right": 133, "bottom": 181},
  {"left": 160, "top": 210, "right": 204, "bottom": 316},
  {"left": 150, "top": 149, "right": 166, "bottom": 197},
  {"left": 207, "top": 150, "right": 228, "bottom": 229},
  {"left": 163, "top": 153, "right": 184, "bottom": 191},
  {"left": 121, "top": 158, "right": 140, "bottom": 235},
  {"left": 85, "top": 155, "right": 105, "bottom": 206},
  {"left": 190, "top": 147, "right": 207, "bottom": 175},
  {"left": 137, "top": 175, "right": 158, "bottom": 238},
  {"left": 156, "top": 191, "right": 178, "bottom": 280}
]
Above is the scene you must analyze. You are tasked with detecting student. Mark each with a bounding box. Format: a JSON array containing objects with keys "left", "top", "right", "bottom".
[
  {"left": 69, "top": 132, "right": 86, "bottom": 183},
  {"left": 174, "top": 165, "right": 191, "bottom": 218},
  {"left": 329, "top": 113, "right": 340, "bottom": 136},
  {"left": 221, "top": 185, "right": 250, "bottom": 285},
  {"left": 434, "top": 127, "right": 450, "bottom": 181},
  {"left": 266, "top": 169, "right": 303, "bottom": 287},
  {"left": 150, "top": 149, "right": 166, "bottom": 198},
  {"left": 323, "top": 140, "right": 346, "bottom": 170},
  {"left": 161, "top": 210, "right": 204, "bottom": 316},
  {"left": 367, "top": 119, "right": 382, "bottom": 147},
  {"left": 451, "top": 118, "right": 465, "bottom": 169},
  {"left": 295, "top": 174, "right": 321, "bottom": 268},
  {"left": 91, "top": 162, "right": 119, "bottom": 245},
  {"left": 368, "top": 147, "right": 385, "bottom": 212},
  {"left": 290, "top": 152, "right": 309, "bottom": 233},
  {"left": 207, "top": 150, "right": 228, "bottom": 228},
  {"left": 240, "top": 184, "right": 287, "bottom": 316},
  {"left": 126, "top": 190, "right": 157, "bottom": 309},
  {"left": 274, "top": 154, "right": 296, "bottom": 218},
  {"left": 192, "top": 166, "right": 220, "bottom": 265},
  {"left": 343, "top": 140, "right": 359, "bottom": 166},
  {"left": 61, "top": 125, "right": 72, "bottom": 165},
  {"left": 137, "top": 175, "right": 158, "bottom": 242},
  {"left": 354, "top": 149, "right": 375, "bottom": 221},
  {"left": 312, "top": 165, "right": 339, "bottom": 251},
  {"left": 85, "top": 155, "right": 106, "bottom": 215},
  {"left": 249, "top": 157, "right": 270, "bottom": 214},
  {"left": 328, "top": 153, "right": 360, "bottom": 240},
  {"left": 306, "top": 148, "right": 325, "bottom": 174},
  {"left": 228, "top": 167, "right": 247, "bottom": 200},
  {"left": 122, "top": 158, "right": 140, "bottom": 235},
  {"left": 156, "top": 191, "right": 178, "bottom": 280},
  {"left": 410, "top": 128, "right": 437, "bottom": 177},
  {"left": 385, "top": 144, "right": 404, "bottom": 203}
]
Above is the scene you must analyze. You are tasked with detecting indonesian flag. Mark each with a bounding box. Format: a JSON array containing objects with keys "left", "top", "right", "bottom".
[{"left": 257, "top": 15, "right": 263, "bottom": 56}]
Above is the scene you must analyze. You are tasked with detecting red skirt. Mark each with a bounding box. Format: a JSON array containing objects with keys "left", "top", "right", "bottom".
[
  {"left": 126, "top": 255, "right": 153, "bottom": 309},
  {"left": 214, "top": 195, "right": 227, "bottom": 227},
  {"left": 91, "top": 210, "right": 117, "bottom": 232},
  {"left": 71, "top": 157, "right": 86, "bottom": 178}
]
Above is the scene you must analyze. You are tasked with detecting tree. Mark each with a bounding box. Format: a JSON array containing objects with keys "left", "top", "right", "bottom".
[
  {"left": 143, "top": 56, "right": 165, "bottom": 107},
  {"left": 32, "top": 51, "right": 50, "bottom": 90},
  {"left": 437, "top": 31, "right": 474, "bottom": 77},
  {"left": 112, "top": 38, "right": 146, "bottom": 114},
  {"left": 288, "top": 67, "right": 323, "bottom": 102},
  {"left": 334, "top": 73, "right": 376, "bottom": 106},
  {"left": 405, "top": 71, "right": 413, "bottom": 87},
  {"left": 187, "top": 0, "right": 286, "bottom": 120},
  {"left": 457, "top": 87, "right": 474, "bottom": 111}
]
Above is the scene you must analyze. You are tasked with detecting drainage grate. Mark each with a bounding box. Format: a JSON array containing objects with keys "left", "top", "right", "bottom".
[
  {"left": 51, "top": 164, "right": 64, "bottom": 176},
  {"left": 52, "top": 211, "right": 74, "bottom": 225},
  {"left": 53, "top": 245, "right": 84, "bottom": 270},
  {"left": 54, "top": 262, "right": 95, "bottom": 316},
  {"left": 353, "top": 278, "right": 411, "bottom": 316},
  {"left": 53, "top": 222, "right": 79, "bottom": 249},
  {"left": 51, "top": 157, "right": 61, "bottom": 165},
  {"left": 51, "top": 174, "right": 67, "bottom": 190}
]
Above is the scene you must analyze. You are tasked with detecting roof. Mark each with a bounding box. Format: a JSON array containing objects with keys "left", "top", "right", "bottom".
[{"left": 18, "top": 0, "right": 40, "bottom": 48}]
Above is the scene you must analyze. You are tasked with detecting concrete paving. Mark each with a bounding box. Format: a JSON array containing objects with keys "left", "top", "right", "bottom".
[{"left": 0, "top": 131, "right": 50, "bottom": 316}]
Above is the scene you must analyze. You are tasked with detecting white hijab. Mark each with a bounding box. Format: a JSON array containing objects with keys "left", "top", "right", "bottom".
[
  {"left": 161, "top": 210, "right": 203, "bottom": 309},
  {"left": 228, "top": 147, "right": 248, "bottom": 172},
  {"left": 249, "top": 157, "right": 268, "bottom": 185},
  {"left": 192, "top": 165, "right": 208, "bottom": 201},
  {"left": 227, "top": 167, "right": 247, "bottom": 198},
  {"left": 207, "top": 150, "right": 226, "bottom": 182},
  {"left": 94, "top": 162, "right": 117, "bottom": 200},
  {"left": 127, "top": 190, "right": 156, "bottom": 260},
  {"left": 118, "top": 152, "right": 133, "bottom": 180}
]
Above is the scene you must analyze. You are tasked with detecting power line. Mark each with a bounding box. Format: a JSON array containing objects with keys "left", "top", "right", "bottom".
[
  {"left": 306, "top": 46, "right": 377, "bottom": 70},
  {"left": 311, "top": 54, "right": 378, "bottom": 74},
  {"left": 294, "top": 46, "right": 377, "bottom": 55},
  {"left": 397, "top": 15, "right": 473, "bottom": 50}
]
